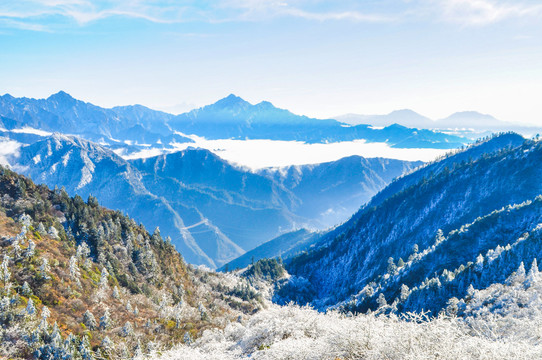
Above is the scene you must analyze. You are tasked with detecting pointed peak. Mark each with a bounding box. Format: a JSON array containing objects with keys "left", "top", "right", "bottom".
[
  {"left": 47, "top": 91, "right": 75, "bottom": 103},
  {"left": 212, "top": 94, "right": 250, "bottom": 108}
]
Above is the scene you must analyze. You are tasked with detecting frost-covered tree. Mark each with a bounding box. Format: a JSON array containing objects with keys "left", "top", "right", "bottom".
[
  {"left": 40, "top": 305, "right": 51, "bottom": 330},
  {"left": 77, "top": 242, "right": 91, "bottom": 259},
  {"left": 525, "top": 258, "right": 539, "bottom": 287},
  {"left": 37, "top": 222, "right": 47, "bottom": 236},
  {"left": 48, "top": 226, "right": 59, "bottom": 240},
  {"left": 79, "top": 335, "right": 94, "bottom": 360},
  {"left": 39, "top": 258, "right": 51, "bottom": 280},
  {"left": 183, "top": 331, "right": 192, "bottom": 345},
  {"left": 21, "top": 281, "right": 32, "bottom": 296},
  {"left": 112, "top": 286, "right": 120, "bottom": 299},
  {"left": 101, "top": 336, "right": 113, "bottom": 355},
  {"left": 126, "top": 300, "right": 133, "bottom": 312},
  {"left": 25, "top": 238, "right": 35, "bottom": 258},
  {"left": 69, "top": 256, "right": 81, "bottom": 287},
  {"left": 1, "top": 255, "right": 11, "bottom": 294},
  {"left": 83, "top": 310, "right": 98, "bottom": 330},
  {"left": 377, "top": 293, "right": 387, "bottom": 308},
  {"left": 26, "top": 297, "right": 36, "bottom": 317},
  {"left": 12, "top": 237, "right": 21, "bottom": 258},
  {"left": 99, "top": 267, "right": 109, "bottom": 288},
  {"left": 399, "top": 284, "right": 410, "bottom": 302},
  {"left": 121, "top": 321, "right": 133, "bottom": 337},
  {"left": 100, "top": 309, "right": 111, "bottom": 330},
  {"left": 387, "top": 257, "right": 397, "bottom": 275},
  {"left": 19, "top": 213, "right": 32, "bottom": 227}
]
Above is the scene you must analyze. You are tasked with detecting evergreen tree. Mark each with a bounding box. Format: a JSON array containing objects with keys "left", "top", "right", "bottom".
[
  {"left": 26, "top": 298, "right": 37, "bottom": 317},
  {"left": 99, "top": 309, "right": 111, "bottom": 330},
  {"left": 83, "top": 310, "right": 98, "bottom": 330}
]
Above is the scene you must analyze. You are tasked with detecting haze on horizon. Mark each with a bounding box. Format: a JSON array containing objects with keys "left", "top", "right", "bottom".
[{"left": 2, "top": 0, "right": 542, "bottom": 125}]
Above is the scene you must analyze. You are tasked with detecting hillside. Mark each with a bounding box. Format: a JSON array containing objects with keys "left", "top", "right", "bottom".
[
  {"left": 0, "top": 165, "right": 263, "bottom": 359},
  {"left": 281, "top": 133, "right": 542, "bottom": 309}
]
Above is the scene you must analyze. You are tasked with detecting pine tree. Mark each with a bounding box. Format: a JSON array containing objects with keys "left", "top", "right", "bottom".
[
  {"left": 112, "top": 286, "right": 120, "bottom": 299},
  {"left": 83, "top": 310, "right": 98, "bottom": 330},
  {"left": 21, "top": 281, "right": 32, "bottom": 296},
  {"left": 26, "top": 297, "right": 37, "bottom": 317},
  {"left": 25, "top": 238, "right": 36, "bottom": 258},
  {"left": 48, "top": 226, "right": 59, "bottom": 240},
  {"left": 37, "top": 222, "right": 47, "bottom": 236},
  {"left": 377, "top": 293, "right": 387, "bottom": 308},
  {"left": 69, "top": 256, "right": 81, "bottom": 287},
  {"left": 122, "top": 321, "right": 133, "bottom": 337},
  {"left": 100, "top": 309, "right": 111, "bottom": 330},
  {"left": 0, "top": 255, "right": 11, "bottom": 294}
]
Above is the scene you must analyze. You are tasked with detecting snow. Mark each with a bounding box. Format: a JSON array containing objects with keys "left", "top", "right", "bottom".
[{"left": 149, "top": 304, "right": 541, "bottom": 360}]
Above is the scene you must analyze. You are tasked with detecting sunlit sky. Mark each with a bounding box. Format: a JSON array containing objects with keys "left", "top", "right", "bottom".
[{"left": 2, "top": 0, "right": 542, "bottom": 124}]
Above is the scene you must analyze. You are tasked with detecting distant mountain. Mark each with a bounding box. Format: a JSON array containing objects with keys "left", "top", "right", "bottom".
[
  {"left": 280, "top": 133, "right": 542, "bottom": 310},
  {"left": 0, "top": 91, "right": 192, "bottom": 147},
  {"left": 438, "top": 111, "right": 505, "bottom": 129},
  {"left": 336, "top": 110, "right": 435, "bottom": 129},
  {"left": 220, "top": 229, "right": 323, "bottom": 271},
  {"left": 259, "top": 156, "right": 423, "bottom": 228},
  {"left": 336, "top": 109, "right": 542, "bottom": 139},
  {"left": 167, "top": 95, "right": 466, "bottom": 148},
  {"left": 0, "top": 92, "right": 468, "bottom": 149}
]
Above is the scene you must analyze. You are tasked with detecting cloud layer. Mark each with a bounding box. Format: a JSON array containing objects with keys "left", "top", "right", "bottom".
[{"left": 3, "top": 0, "right": 541, "bottom": 31}]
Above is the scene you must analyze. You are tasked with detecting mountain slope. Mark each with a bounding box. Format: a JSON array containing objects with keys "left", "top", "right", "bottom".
[
  {"left": 282, "top": 133, "right": 539, "bottom": 309},
  {"left": 259, "top": 156, "right": 423, "bottom": 227},
  {"left": 0, "top": 165, "right": 262, "bottom": 359}
]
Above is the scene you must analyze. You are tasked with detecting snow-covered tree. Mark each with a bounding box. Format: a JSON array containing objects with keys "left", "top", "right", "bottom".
[
  {"left": 69, "top": 256, "right": 81, "bottom": 287},
  {"left": 100, "top": 309, "right": 111, "bottom": 330},
  {"left": 37, "top": 222, "right": 47, "bottom": 236},
  {"left": 112, "top": 286, "right": 120, "bottom": 299},
  {"left": 48, "top": 226, "right": 59, "bottom": 240},
  {"left": 121, "top": 321, "right": 133, "bottom": 337},
  {"left": 83, "top": 310, "right": 98, "bottom": 330},
  {"left": 25, "top": 238, "right": 36, "bottom": 258},
  {"left": 39, "top": 257, "right": 51, "bottom": 280},
  {"left": 376, "top": 293, "right": 387, "bottom": 308},
  {"left": 26, "top": 297, "right": 36, "bottom": 317},
  {"left": 1, "top": 255, "right": 11, "bottom": 294},
  {"left": 21, "top": 281, "right": 32, "bottom": 296}
]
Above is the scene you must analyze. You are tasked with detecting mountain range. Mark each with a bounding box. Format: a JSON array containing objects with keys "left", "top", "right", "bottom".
[
  {"left": 336, "top": 110, "right": 542, "bottom": 139},
  {"left": 0, "top": 91, "right": 467, "bottom": 150},
  {"left": 7, "top": 134, "right": 421, "bottom": 268}
]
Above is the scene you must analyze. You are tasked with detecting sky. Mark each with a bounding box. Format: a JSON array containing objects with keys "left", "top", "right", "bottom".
[{"left": 1, "top": 0, "right": 542, "bottom": 125}]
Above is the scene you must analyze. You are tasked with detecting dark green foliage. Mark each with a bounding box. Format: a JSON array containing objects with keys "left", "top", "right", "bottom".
[{"left": 244, "top": 258, "right": 285, "bottom": 281}]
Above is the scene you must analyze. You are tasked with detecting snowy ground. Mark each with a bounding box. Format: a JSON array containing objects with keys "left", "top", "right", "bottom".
[{"left": 147, "top": 304, "right": 542, "bottom": 360}]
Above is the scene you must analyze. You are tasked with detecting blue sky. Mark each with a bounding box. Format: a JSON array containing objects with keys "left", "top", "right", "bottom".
[{"left": 1, "top": 0, "right": 542, "bottom": 124}]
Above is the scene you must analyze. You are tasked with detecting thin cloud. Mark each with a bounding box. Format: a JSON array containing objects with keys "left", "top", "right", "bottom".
[
  {"left": 0, "top": 0, "right": 396, "bottom": 30},
  {"left": 430, "top": 0, "right": 542, "bottom": 25}
]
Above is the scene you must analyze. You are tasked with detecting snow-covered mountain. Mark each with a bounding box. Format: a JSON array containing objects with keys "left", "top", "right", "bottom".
[
  {"left": 7, "top": 134, "right": 420, "bottom": 268},
  {"left": 279, "top": 132, "right": 542, "bottom": 311},
  {"left": 168, "top": 95, "right": 466, "bottom": 147},
  {"left": 0, "top": 91, "right": 468, "bottom": 149}
]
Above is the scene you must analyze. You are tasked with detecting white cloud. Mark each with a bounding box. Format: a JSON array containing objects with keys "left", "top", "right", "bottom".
[
  {"left": 0, "top": 139, "right": 22, "bottom": 166},
  {"left": 0, "top": 0, "right": 394, "bottom": 30},
  {"left": 430, "top": 0, "right": 542, "bottom": 25}
]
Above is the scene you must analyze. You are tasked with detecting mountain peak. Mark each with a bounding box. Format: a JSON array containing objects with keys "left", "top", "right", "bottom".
[
  {"left": 47, "top": 90, "right": 76, "bottom": 103},
  {"left": 213, "top": 94, "right": 250, "bottom": 109}
]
